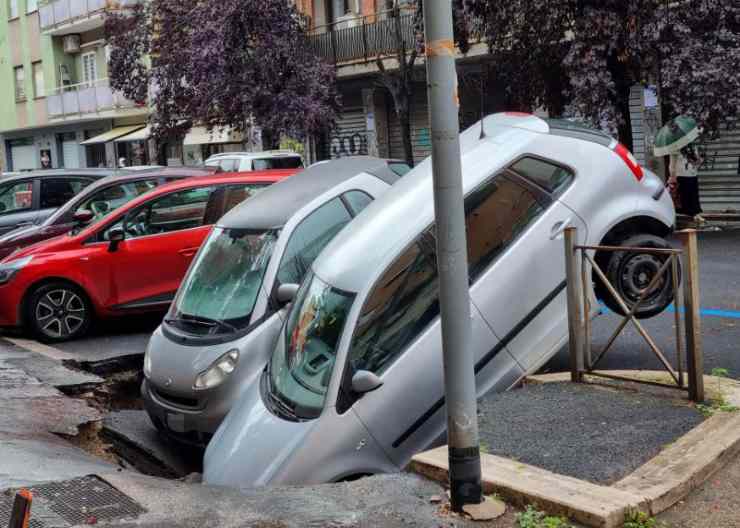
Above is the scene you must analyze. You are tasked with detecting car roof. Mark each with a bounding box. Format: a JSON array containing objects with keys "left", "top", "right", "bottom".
[
  {"left": 43, "top": 167, "right": 220, "bottom": 222},
  {"left": 76, "top": 169, "right": 297, "bottom": 238},
  {"left": 207, "top": 150, "right": 302, "bottom": 160},
  {"left": 312, "top": 113, "right": 559, "bottom": 292},
  {"left": 0, "top": 168, "right": 118, "bottom": 185},
  {"left": 217, "top": 157, "right": 401, "bottom": 230}
]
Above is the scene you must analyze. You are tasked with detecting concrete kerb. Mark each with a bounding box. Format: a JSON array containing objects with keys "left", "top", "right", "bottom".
[{"left": 410, "top": 370, "right": 740, "bottom": 528}]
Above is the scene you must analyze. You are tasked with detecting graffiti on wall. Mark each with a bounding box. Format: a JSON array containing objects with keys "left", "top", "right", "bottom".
[{"left": 330, "top": 133, "right": 367, "bottom": 158}]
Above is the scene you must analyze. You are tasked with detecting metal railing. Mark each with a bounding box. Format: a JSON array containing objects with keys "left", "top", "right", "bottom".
[
  {"left": 564, "top": 228, "right": 704, "bottom": 402},
  {"left": 307, "top": 9, "right": 417, "bottom": 64},
  {"left": 46, "top": 78, "right": 140, "bottom": 119},
  {"left": 39, "top": 0, "right": 107, "bottom": 30}
]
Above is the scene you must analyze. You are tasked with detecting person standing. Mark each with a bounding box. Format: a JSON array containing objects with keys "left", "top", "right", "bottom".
[{"left": 668, "top": 144, "right": 704, "bottom": 222}]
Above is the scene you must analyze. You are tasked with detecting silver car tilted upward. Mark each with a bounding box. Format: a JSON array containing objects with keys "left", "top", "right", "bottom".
[
  {"left": 204, "top": 113, "right": 676, "bottom": 487},
  {"left": 142, "top": 157, "right": 407, "bottom": 445}
]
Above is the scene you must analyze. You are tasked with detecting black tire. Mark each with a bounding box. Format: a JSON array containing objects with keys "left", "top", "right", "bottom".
[
  {"left": 602, "top": 234, "right": 679, "bottom": 319},
  {"left": 26, "top": 281, "right": 92, "bottom": 342}
]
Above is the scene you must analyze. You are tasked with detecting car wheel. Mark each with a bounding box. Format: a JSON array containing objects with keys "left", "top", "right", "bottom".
[
  {"left": 603, "top": 234, "right": 679, "bottom": 319},
  {"left": 26, "top": 282, "right": 92, "bottom": 342}
]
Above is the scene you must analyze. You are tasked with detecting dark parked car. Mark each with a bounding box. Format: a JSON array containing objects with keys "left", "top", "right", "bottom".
[
  {"left": 0, "top": 167, "right": 218, "bottom": 261},
  {"left": 0, "top": 169, "right": 116, "bottom": 238}
]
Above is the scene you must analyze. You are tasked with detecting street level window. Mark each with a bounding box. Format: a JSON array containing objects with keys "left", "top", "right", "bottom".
[
  {"left": 26, "top": 0, "right": 37, "bottom": 13},
  {"left": 32, "top": 62, "right": 43, "bottom": 98},
  {"left": 8, "top": 0, "right": 18, "bottom": 18},
  {"left": 14, "top": 66, "right": 25, "bottom": 102}
]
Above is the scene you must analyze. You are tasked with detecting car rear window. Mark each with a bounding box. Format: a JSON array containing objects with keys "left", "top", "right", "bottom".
[
  {"left": 509, "top": 157, "right": 574, "bottom": 196},
  {"left": 252, "top": 157, "right": 303, "bottom": 170}
]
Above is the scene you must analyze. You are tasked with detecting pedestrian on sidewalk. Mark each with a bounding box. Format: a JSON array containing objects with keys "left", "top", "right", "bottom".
[{"left": 668, "top": 144, "right": 705, "bottom": 223}]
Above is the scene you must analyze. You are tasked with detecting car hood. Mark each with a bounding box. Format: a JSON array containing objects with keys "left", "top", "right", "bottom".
[
  {"left": 2, "top": 232, "right": 76, "bottom": 262},
  {"left": 203, "top": 377, "right": 320, "bottom": 488},
  {"left": 0, "top": 224, "right": 71, "bottom": 261}
]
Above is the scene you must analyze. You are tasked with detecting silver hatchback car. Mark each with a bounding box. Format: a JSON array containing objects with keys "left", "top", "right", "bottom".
[
  {"left": 142, "top": 157, "right": 407, "bottom": 445},
  {"left": 203, "top": 113, "right": 676, "bottom": 487}
]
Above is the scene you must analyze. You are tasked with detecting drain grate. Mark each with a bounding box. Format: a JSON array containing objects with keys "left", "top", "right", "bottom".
[{"left": 0, "top": 476, "right": 145, "bottom": 527}]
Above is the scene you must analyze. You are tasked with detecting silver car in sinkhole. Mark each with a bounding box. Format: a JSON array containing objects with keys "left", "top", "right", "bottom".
[{"left": 203, "top": 113, "right": 676, "bottom": 487}]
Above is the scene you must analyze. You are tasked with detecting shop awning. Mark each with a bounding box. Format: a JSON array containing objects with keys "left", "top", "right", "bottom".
[
  {"left": 183, "top": 126, "right": 243, "bottom": 146},
  {"left": 114, "top": 126, "right": 152, "bottom": 143},
  {"left": 80, "top": 125, "right": 146, "bottom": 145}
]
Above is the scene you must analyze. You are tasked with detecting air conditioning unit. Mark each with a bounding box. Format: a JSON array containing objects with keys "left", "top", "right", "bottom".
[{"left": 62, "top": 35, "right": 81, "bottom": 54}]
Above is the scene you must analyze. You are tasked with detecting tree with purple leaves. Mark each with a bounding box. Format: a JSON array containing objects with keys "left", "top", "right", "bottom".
[
  {"left": 467, "top": 0, "right": 740, "bottom": 150},
  {"left": 105, "top": 0, "right": 339, "bottom": 151}
]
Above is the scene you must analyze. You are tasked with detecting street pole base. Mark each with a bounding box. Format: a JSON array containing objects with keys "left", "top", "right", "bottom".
[
  {"left": 462, "top": 496, "right": 507, "bottom": 521},
  {"left": 448, "top": 446, "right": 483, "bottom": 512}
]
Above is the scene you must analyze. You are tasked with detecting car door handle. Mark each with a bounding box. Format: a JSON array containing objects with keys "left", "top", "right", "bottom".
[
  {"left": 178, "top": 248, "right": 198, "bottom": 257},
  {"left": 550, "top": 218, "right": 572, "bottom": 240}
]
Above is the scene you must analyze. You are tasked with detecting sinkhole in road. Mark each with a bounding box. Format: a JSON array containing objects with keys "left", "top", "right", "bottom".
[{"left": 56, "top": 358, "right": 203, "bottom": 481}]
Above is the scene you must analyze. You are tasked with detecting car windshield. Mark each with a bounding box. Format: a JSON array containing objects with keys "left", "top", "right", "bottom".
[
  {"left": 267, "top": 273, "right": 354, "bottom": 419},
  {"left": 169, "top": 227, "right": 278, "bottom": 335},
  {"left": 47, "top": 180, "right": 159, "bottom": 231}
]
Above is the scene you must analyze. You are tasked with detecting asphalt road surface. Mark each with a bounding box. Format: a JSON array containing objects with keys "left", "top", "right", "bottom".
[{"left": 1, "top": 230, "right": 737, "bottom": 377}]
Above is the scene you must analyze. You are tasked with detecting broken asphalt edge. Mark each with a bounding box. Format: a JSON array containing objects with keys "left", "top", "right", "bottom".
[{"left": 409, "top": 370, "right": 740, "bottom": 528}]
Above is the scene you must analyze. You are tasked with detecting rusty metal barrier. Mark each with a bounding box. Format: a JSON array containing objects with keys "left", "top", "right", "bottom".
[{"left": 564, "top": 227, "right": 704, "bottom": 402}]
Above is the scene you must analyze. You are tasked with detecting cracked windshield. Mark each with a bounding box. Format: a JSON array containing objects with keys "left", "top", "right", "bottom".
[
  {"left": 269, "top": 273, "right": 354, "bottom": 418},
  {"left": 171, "top": 227, "right": 278, "bottom": 334}
]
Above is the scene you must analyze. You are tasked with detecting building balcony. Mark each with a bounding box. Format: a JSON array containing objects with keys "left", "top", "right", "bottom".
[
  {"left": 39, "top": 0, "right": 142, "bottom": 35},
  {"left": 307, "top": 10, "right": 416, "bottom": 65},
  {"left": 46, "top": 78, "right": 145, "bottom": 121}
]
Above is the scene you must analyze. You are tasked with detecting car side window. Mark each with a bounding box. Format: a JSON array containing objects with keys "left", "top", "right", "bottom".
[
  {"left": 349, "top": 175, "right": 546, "bottom": 376},
  {"left": 0, "top": 180, "right": 34, "bottom": 215},
  {"left": 219, "top": 159, "right": 238, "bottom": 172},
  {"left": 81, "top": 179, "right": 159, "bottom": 222},
  {"left": 509, "top": 156, "right": 574, "bottom": 195},
  {"left": 277, "top": 197, "right": 352, "bottom": 285},
  {"left": 349, "top": 230, "right": 439, "bottom": 376},
  {"left": 102, "top": 186, "right": 214, "bottom": 240},
  {"left": 342, "top": 190, "right": 374, "bottom": 216},
  {"left": 40, "top": 178, "right": 92, "bottom": 209},
  {"left": 202, "top": 183, "right": 269, "bottom": 225},
  {"left": 466, "top": 175, "right": 545, "bottom": 283}
]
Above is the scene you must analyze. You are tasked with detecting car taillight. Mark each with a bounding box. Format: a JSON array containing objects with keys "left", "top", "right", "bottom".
[{"left": 613, "top": 143, "right": 644, "bottom": 181}]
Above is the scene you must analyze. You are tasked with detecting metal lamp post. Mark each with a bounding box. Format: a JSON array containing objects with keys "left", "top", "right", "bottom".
[{"left": 421, "top": 0, "right": 483, "bottom": 512}]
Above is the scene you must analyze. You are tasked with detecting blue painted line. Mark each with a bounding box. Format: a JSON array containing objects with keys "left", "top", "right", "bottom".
[{"left": 599, "top": 302, "right": 740, "bottom": 319}]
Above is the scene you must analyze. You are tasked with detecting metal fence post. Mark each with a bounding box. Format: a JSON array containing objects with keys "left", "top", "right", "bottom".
[
  {"left": 8, "top": 489, "right": 32, "bottom": 528},
  {"left": 679, "top": 229, "right": 704, "bottom": 402},
  {"left": 564, "top": 227, "right": 584, "bottom": 382}
]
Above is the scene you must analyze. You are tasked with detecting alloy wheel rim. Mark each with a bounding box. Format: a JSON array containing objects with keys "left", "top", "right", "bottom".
[{"left": 35, "top": 289, "right": 86, "bottom": 339}]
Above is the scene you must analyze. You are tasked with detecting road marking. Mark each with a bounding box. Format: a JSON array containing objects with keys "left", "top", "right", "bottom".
[
  {"left": 2, "top": 337, "right": 75, "bottom": 361},
  {"left": 600, "top": 303, "right": 740, "bottom": 320}
]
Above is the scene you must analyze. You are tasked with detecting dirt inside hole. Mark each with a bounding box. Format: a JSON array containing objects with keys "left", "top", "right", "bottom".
[{"left": 59, "top": 421, "right": 123, "bottom": 467}]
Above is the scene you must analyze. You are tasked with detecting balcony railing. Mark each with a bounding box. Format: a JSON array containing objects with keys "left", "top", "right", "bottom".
[
  {"left": 39, "top": 0, "right": 107, "bottom": 31},
  {"left": 307, "top": 10, "right": 417, "bottom": 64},
  {"left": 46, "top": 78, "right": 141, "bottom": 119}
]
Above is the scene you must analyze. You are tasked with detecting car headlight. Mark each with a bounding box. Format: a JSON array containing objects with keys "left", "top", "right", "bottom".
[
  {"left": 0, "top": 256, "right": 32, "bottom": 285},
  {"left": 193, "top": 349, "right": 239, "bottom": 391}
]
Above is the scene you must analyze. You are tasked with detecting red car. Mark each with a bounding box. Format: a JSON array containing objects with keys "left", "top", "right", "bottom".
[{"left": 0, "top": 170, "right": 296, "bottom": 342}]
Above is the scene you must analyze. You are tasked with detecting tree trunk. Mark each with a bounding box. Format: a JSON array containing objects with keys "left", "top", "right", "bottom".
[
  {"left": 400, "top": 108, "right": 414, "bottom": 168},
  {"left": 261, "top": 129, "right": 280, "bottom": 150}
]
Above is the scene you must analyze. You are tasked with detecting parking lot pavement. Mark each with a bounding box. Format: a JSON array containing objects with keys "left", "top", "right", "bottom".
[{"left": 0, "top": 340, "right": 113, "bottom": 489}]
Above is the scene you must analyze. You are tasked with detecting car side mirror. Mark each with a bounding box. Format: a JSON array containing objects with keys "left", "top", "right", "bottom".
[
  {"left": 276, "top": 283, "right": 300, "bottom": 306},
  {"left": 73, "top": 209, "right": 94, "bottom": 224},
  {"left": 108, "top": 227, "right": 125, "bottom": 252},
  {"left": 351, "top": 370, "right": 383, "bottom": 394}
]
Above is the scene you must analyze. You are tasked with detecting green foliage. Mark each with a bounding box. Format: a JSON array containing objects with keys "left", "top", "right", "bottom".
[
  {"left": 624, "top": 510, "right": 661, "bottom": 528},
  {"left": 516, "top": 505, "right": 573, "bottom": 528},
  {"left": 711, "top": 368, "right": 729, "bottom": 379},
  {"left": 698, "top": 366, "right": 739, "bottom": 416}
]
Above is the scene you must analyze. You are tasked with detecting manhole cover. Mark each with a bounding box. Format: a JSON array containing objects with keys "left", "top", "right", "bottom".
[{"left": 0, "top": 476, "right": 145, "bottom": 527}]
